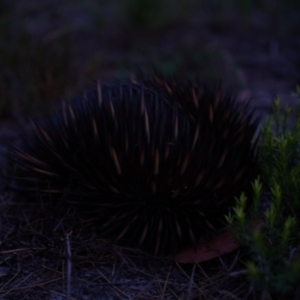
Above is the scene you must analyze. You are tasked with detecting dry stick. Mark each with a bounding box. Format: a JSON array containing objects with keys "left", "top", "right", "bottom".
[
  {"left": 146, "top": 261, "right": 181, "bottom": 300},
  {"left": 65, "top": 232, "right": 72, "bottom": 300},
  {"left": 194, "top": 262, "right": 211, "bottom": 282},
  {"left": 0, "top": 276, "right": 62, "bottom": 298},
  {"left": 218, "top": 290, "right": 243, "bottom": 300},
  {"left": 175, "top": 262, "right": 202, "bottom": 292},
  {"left": 95, "top": 269, "right": 131, "bottom": 299},
  {"left": 161, "top": 265, "right": 172, "bottom": 299},
  {"left": 185, "top": 264, "right": 196, "bottom": 300},
  {"left": 0, "top": 273, "right": 31, "bottom": 295},
  {"left": 0, "top": 247, "right": 44, "bottom": 254},
  {"left": 148, "top": 262, "right": 163, "bottom": 296},
  {"left": 50, "top": 289, "right": 76, "bottom": 300}
]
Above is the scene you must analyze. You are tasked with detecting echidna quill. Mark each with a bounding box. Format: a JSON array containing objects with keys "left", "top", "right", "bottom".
[{"left": 9, "top": 75, "right": 259, "bottom": 256}]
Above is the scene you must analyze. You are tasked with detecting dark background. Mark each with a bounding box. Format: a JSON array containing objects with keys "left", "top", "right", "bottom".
[{"left": 0, "top": 0, "right": 300, "bottom": 116}]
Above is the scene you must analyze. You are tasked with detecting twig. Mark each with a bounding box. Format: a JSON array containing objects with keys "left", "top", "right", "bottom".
[{"left": 65, "top": 232, "right": 72, "bottom": 300}]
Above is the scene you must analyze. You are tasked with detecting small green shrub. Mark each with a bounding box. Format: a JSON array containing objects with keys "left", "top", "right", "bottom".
[{"left": 226, "top": 89, "right": 300, "bottom": 298}]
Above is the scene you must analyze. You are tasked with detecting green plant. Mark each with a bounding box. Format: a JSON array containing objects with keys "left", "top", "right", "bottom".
[
  {"left": 260, "top": 95, "right": 300, "bottom": 218},
  {"left": 226, "top": 90, "right": 300, "bottom": 298}
]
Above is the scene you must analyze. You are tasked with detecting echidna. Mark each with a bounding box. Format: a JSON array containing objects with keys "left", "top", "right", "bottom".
[{"left": 9, "top": 75, "right": 259, "bottom": 256}]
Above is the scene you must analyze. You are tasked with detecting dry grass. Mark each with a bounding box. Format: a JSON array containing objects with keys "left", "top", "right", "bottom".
[{"left": 0, "top": 190, "right": 258, "bottom": 300}]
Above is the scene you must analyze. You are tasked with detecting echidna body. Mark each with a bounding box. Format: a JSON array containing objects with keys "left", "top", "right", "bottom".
[{"left": 9, "top": 77, "right": 259, "bottom": 255}]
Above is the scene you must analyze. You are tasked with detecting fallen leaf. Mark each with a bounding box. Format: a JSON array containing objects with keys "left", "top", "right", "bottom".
[{"left": 174, "top": 230, "right": 239, "bottom": 264}]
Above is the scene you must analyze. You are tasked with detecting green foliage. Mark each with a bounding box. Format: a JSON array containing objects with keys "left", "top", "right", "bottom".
[
  {"left": 260, "top": 95, "right": 300, "bottom": 218},
  {"left": 227, "top": 91, "right": 300, "bottom": 297}
]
